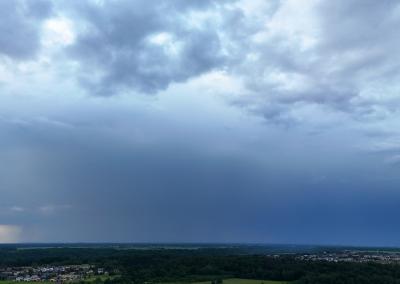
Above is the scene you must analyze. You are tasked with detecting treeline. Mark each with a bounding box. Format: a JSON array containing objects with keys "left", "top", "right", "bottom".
[
  {"left": 111, "top": 255, "right": 400, "bottom": 284},
  {"left": 2, "top": 248, "right": 400, "bottom": 283}
]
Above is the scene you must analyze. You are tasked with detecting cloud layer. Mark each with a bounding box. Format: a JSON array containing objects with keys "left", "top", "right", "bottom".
[
  {"left": 65, "top": 0, "right": 230, "bottom": 95},
  {"left": 0, "top": 0, "right": 52, "bottom": 59},
  {"left": 1, "top": 0, "right": 400, "bottom": 245}
]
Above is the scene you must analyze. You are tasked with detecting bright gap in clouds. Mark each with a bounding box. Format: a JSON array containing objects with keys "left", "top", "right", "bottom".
[{"left": 42, "top": 17, "right": 75, "bottom": 47}]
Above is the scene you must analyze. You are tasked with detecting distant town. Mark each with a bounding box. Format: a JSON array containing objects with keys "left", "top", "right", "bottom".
[
  {"left": 0, "top": 265, "right": 110, "bottom": 282},
  {"left": 295, "top": 250, "right": 400, "bottom": 264}
]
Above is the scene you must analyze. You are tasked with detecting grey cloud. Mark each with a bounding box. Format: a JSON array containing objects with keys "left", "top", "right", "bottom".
[
  {"left": 25, "top": 0, "right": 53, "bottom": 19},
  {"left": 0, "top": 0, "right": 52, "bottom": 59},
  {"left": 66, "top": 0, "right": 230, "bottom": 95},
  {"left": 227, "top": 0, "right": 400, "bottom": 125},
  {"left": 66, "top": 0, "right": 395, "bottom": 121},
  {"left": 316, "top": 0, "right": 400, "bottom": 83},
  {"left": 5, "top": 0, "right": 399, "bottom": 123},
  {"left": 319, "top": 0, "right": 400, "bottom": 51}
]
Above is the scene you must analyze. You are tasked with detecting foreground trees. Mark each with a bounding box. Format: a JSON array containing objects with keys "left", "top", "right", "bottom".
[{"left": 1, "top": 247, "right": 400, "bottom": 283}]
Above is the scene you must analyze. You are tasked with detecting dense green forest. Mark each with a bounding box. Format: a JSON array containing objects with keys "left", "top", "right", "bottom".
[{"left": 1, "top": 247, "right": 400, "bottom": 284}]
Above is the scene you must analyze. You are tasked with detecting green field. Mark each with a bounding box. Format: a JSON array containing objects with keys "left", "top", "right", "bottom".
[
  {"left": 167, "top": 278, "right": 288, "bottom": 284},
  {"left": 85, "top": 275, "right": 119, "bottom": 282}
]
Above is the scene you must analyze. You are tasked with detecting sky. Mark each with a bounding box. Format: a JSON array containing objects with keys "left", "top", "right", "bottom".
[{"left": 1, "top": 0, "right": 400, "bottom": 246}]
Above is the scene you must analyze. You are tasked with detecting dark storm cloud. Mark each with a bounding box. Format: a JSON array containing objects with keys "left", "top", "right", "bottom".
[
  {"left": 0, "top": 105, "right": 279, "bottom": 242},
  {"left": 60, "top": 0, "right": 400, "bottom": 120},
  {"left": 66, "top": 0, "right": 230, "bottom": 95},
  {"left": 0, "top": 0, "right": 52, "bottom": 59},
  {"left": 1, "top": 91, "right": 400, "bottom": 244},
  {"left": 2, "top": 0, "right": 400, "bottom": 245},
  {"left": 2, "top": 110, "right": 400, "bottom": 244}
]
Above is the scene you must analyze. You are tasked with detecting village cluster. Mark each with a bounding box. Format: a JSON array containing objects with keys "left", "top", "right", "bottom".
[
  {"left": 0, "top": 264, "right": 109, "bottom": 282},
  {"left": 296, "top": 251, "right": 400, "bottom": 264}
]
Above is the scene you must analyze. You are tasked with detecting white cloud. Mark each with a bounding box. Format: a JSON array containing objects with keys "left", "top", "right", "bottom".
[
  {"left": 42, "top": 17, "right": 75, "bottom": 47},
  {"left": 255, "top": 0, "right": 320, "bottom": 50},
  {"left": 39, "top": 204, "right": 72, "bottom": 214},
  {"left": 10, "top": 206, "right": 25, "bottom": 213}
]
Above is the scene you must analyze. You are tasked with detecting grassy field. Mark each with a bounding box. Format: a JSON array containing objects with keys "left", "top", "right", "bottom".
[
  {"left": 167, "top": 278, "right": 288, "bottom": 284},
  {"left": 85, "top": 275, "right": 116, "bottom": 282}
]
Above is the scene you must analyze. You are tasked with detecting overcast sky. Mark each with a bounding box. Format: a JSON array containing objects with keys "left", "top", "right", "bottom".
[{"left": 1, "top": 0, "right": 400, "bottom": 245}]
